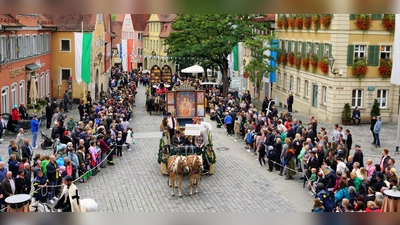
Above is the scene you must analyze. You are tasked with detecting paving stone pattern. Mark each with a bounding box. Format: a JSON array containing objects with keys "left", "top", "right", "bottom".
[{"left": 0, "top": 85, "right": 296, "bottom": 212}]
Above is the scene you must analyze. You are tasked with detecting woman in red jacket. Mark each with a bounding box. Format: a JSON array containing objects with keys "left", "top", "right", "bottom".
[
  {"left": 98, "top": 135, "right": 109, "bottom": 168},
  {"left": 11, "top": 105, "right": 21, "bottom": 122}
]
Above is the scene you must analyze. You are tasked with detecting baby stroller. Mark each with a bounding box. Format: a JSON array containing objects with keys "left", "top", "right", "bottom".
[{"left": 40, "top": 131, "right": 54, "bottom": 150}]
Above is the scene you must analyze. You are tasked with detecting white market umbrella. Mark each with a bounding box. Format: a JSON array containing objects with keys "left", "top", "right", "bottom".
[
  {"left": 29, "top": 77, "right": 38, "bottom": 104},
  {"left": 181, "top": 65, "right": 205, "bottom": 73}
]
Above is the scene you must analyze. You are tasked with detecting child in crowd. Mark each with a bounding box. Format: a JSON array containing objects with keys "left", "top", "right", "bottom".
[
  {"left": 79, "top": 163, "right": 87, "bottom": 183},
  {"left": 244, "top": 129, "right": 254, "bottom": 151},
  {"left": 116, "top": 131, "right": 124, "bottom": 157}
]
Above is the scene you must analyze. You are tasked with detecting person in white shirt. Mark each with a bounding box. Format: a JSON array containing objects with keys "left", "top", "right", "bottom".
[
  {"left": 336, "top": 157, "right": 347, "bottom": 175},
  {"left": 352, "top": 162, "right": 362, "bottom": 178},
  {"left": 167, "top": 113, "right": 176, "bottom": 140},
  {"left": 332, "top": 124, "right": 339, "bottom": 142},
  {"left": 197, "top": 119, "right": 212, "bottom": 146}
]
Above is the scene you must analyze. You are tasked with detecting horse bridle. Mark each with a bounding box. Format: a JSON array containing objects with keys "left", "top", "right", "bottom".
[{"left": 189, "top": 156, "right": 203, "bottom": 174}]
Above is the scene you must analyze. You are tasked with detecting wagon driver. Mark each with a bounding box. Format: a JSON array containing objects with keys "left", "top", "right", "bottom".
[{"left": 54, "top": 175, "right": 84, "bottom": 212}]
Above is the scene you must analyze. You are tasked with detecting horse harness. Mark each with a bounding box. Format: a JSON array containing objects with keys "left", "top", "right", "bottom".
[
  {"left": 188, "top": 156, "right": 203, "bottom": 174},
  {"left": 168, "top": 156, "right": 186, "bottom": 175}
]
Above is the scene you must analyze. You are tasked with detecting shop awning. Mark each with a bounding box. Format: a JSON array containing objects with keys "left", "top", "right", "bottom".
[{"left": 26, "top": 63, "right": 39, "bottom": 71}]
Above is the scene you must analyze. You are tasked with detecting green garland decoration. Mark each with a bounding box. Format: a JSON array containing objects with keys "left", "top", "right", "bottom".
[
  {"left": 206, "top": 131, "right": 217, "bottom": 164},
  {"left": 157, "top": 138, "right": 163, "bottom": 164}
]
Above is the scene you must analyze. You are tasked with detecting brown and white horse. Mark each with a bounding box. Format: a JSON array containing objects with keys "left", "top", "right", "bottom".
[
  {"left": 167, "top": 155, "right": 189, "bottom": 197},
  {"left": 186, "top": 154, "right": 204, "bottom": 196}
]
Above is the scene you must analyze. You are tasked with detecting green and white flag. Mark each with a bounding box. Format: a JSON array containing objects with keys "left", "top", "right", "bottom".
[{"left": 74, "top": 32, "right": 92, "bottom": 84}]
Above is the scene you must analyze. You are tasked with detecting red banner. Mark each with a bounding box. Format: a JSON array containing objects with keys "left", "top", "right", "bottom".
[{"left": 127, "top": 39, "right": 133, "bottom": 72}]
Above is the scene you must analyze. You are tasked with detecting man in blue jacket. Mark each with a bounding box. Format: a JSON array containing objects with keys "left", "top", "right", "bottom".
[
  {"left": 373, "top": 116, "right": 382, "bottom": 147},
  {"left": 31, "top": 114, "right": 40, "bottom": 149},
  {"left": 223, "top": 111, "right": 233, "bottom": 135}
]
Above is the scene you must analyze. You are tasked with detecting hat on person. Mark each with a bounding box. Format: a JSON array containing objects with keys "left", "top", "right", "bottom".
[
  {"left": 33, "top": 114, "right": 38, "bottom": 118},
  {"left": 13, "top": 105, "right": 17, "bottom": 109},
  {"left": 377, "top": 172, "right": 384, "bottom": 180},
  {"left": 355, "top": 144, "right": 361, "bottom": 148},
  {"left": 64, "top": 175, "right": 73, "bottom": 182},
  {"left": 64, "top": 130, "right": 69, "bottom": 135},
  {"left": 70, "top": 116, "right": 74, "bottom": 120}
]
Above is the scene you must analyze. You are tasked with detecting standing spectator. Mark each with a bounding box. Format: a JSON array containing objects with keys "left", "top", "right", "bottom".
[
  {"left": 1, "top": 171, "right": 16, "bottom": 201},
  {"left": 0, "top": 161, "right": 8, "bottom": 184},
  {"left": 21, "top": 138, "right": 33, "bottom": 162},
  {"left": 353, "top": 145, "right": 364, "bottom": 168},
  {"left": 0, "top": 114, "right": 5, "bottom": 142},
  {"left": 19, "top": 103, "right": 28, "bottom": 120},
  {"left": 370, "top": 116, "right": 377, "bottom": 145},
  {"left": 98, "top": 135, "right": 110, "bottom": 168},
  {"left": 352, "top": 107, "right": 361, "bottom": 126},
  {"left": 30, "top": 114, "right": 40, "bottom": 149},
  {"left": 224, "top": 112, "right": 233, "bottom": 135},
  {"left": 287, "top": 93, "right": 294, "bottom": 114},
  {"left": 379, "top": 148, "right": 391, "bottom": 173},
  {"left": 45, "top": 102, "right": 53, "bottom": 129},
  {"left": 46, "top": 155, "right": 59, "bottom": 204},
  {"left": 15, "top": 170, "right": 29, "bottom": 194},
  {"left": 77, "top": 101, "right": 85, "bottom": 121},
  {"left": 373, "top": 116, "right": 382, "bottom": 147},
  {"left": 15, "top": 128, "right": 25, "bottom": 150},
  {"left": 11, "top": 105, "right": 21, "bottom": 123},
  {"left": 32, "top": 170, "right": 48, "bottom": 203},
  {"left": 63, "top": 90, "right": 71, "bottom": 112},
  {"left": 365, "top": 159, "right": 376, "bottom": 179},
  {"left": 8, "top": 154, "right": 20, "bottom": 178}
]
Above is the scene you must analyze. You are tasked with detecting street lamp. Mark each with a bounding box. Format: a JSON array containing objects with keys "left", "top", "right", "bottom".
[
  {"left": 328, "top": 56, "right": 339, "bottom": 75},
  {"left": 243, "top": 59, "right": 246, "bottom": 66}
]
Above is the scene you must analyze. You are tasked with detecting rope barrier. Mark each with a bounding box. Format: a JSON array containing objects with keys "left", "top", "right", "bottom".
[{"left": 0, "top": 149, "right": 116, "bottom": 212}]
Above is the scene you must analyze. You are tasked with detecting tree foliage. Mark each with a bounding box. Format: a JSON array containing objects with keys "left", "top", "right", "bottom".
[
  {"left": 164, "top": 14, "right": 270, "bottom": 95},
  {"left": 244, "top": 34, "right": 276, "bottom": 100}
]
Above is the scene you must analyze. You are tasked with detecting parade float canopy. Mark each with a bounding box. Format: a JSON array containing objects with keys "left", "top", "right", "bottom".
[{"left": 181, "top": 65, "right": 204, "bottom": 73}]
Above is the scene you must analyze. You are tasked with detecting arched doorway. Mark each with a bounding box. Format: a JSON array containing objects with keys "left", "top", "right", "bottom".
[{"left": 95, "top": 69, "right": 99, "bottom": 101}]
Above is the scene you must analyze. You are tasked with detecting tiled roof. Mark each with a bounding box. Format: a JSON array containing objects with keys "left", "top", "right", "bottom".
[
  {"left": 130, "top": 14, "right": 150, "bottom": 31},
  {"left": 43, "top": 14, "right": 96, "bottom": 31},
  {"left": 157, "top": 14, "right": 177, "bottom": 22},
  {"left": 111, "top": 21, "right": 122, "bottom": 48},
  {"left": 159, "top": 23, "right": 173, "bottom": 38},
  {"left": 0, "top": 14, "right": 24, "bottom": 27},
  {"left": 38, "top": 14, "right": 56, "bottom": 27}
]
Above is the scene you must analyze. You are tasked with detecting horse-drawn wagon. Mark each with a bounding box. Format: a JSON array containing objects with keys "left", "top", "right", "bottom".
[{"left": 157, "top": 81, "right": 216, "bottom": 176}]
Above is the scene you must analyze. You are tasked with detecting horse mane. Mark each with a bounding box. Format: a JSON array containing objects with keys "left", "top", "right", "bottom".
[{"left": 172, "top": 156, "right": 180, "bottom": 173}]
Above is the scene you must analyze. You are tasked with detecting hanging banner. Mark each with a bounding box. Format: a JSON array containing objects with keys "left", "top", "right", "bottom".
[{"left": 269, "top": 39, "right": 278, "bottom": 83}]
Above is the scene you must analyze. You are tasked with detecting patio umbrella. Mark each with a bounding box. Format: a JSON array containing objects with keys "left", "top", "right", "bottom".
[
  {"left": 181, "top": 65, "right": 204, "bottom": 73},
  {"left": 29, "top": 77, "right": 38, "bottom": 105}
]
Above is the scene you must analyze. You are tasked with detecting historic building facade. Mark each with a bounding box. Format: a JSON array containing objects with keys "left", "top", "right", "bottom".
[{"left": 273, "top": 14, "right": 399, "bottom": 123}]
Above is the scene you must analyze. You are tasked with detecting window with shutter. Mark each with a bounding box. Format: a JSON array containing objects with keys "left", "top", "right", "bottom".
[
  {"left": 350, "top": 14, "right": 356, "bottom": 20},
  {"left": 301, "top": 42, "right": 306, "bottom": 57},
  {"left": 371, "top": 14, "right": 383, "bottom": 20},
  {"left": 367, "top": 45, "right": 379, "bottom": 66},
  {"left": 310, "top": 43, "right": 314, "bottom": 55},
  {"left": 318, "top": 43, "right": 324, "bottom": 59},
  {"left": 347, "top": 45, "right": 355, "bottom": 66},
  {"left": 288, "top": 41, "right": 292, "bottom": 52},
  {"left": 294, "top": 41, "right": 298, "bottom": 53},
  {"left": 328, "top": 44, "right": 332, "bottom": 57}
]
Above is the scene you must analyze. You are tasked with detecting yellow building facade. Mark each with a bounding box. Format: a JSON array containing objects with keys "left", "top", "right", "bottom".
[
  {"left": 50, "top": 14, "right": 106, "bottom": 102},
  {"left": 143, "top": 14, "right": 177, "bottom": 73},
  {"left": 273, "top": 14, "right": 399, "bottom": 124}
]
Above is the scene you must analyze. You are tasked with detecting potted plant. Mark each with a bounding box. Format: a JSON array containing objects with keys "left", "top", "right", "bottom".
[
  {"left": 370, "top": 99, "right": 381, "bottom": 117},
  {"left": 382, "top": 14, "right": 395, "bottom": 33},
  {"left": 277, "top": 52, "right": 282, "bottom": 65},
  {"left": 303, "top": 14, "right": 312, "bottom": 30},
  {"left": 287, "top": 52, "right": 295, "bottom": 66},
  {"left": 309, "top": 53, "right": 318, "bottom": 73},
  {"left": 282, "top": 16, "right": 289, "bottom": 30},
  {"left": 301, "top": 54, "right": 310, "bottom": 70},
  {"left": 321, "top": 14, "right": 333, "bottom": 29},
  {"left": 281, "top": 52, "right": 288, "bottom": 67},
  {"left": 294, "top": 15, "right": 303, "bottom": 29},
  {"left": 342, "top": 103, "right": 352, "bottom": 125},
  {"left": 312, "top": 14, "right": 321, "bottom": 31},
  {"left": 288, "top": 16, "right": 296, "bottom": 30},
  {"left": 294, "top": 53, "right": 302, "bottom": 70},
  {"left": 378, "top": 59, "right": 392, "bottom": 79},
  {"left": 277, "top": 16, "right": 283, "bottom": 29},
  {"left": 352, "top": 58, "right": 368, "bottom": 80},
  {"left": 355, "top": 14, "right": 372, "bottom": 31},
  {"left": 317, "top": 57, "right": 329, "bottom": 74}
]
